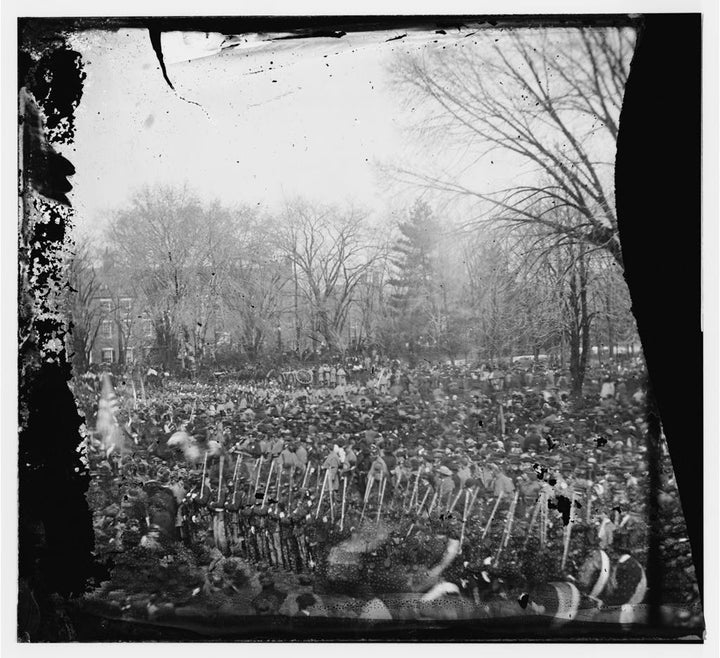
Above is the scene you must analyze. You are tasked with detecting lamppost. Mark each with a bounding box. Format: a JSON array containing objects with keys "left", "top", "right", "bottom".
[{"left": 277, "top": 324, "right": 282, "bottom": 352}]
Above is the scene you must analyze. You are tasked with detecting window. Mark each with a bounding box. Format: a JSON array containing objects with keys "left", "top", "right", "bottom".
[
  {"left": 120, "top": 297, "right": 132, "bottom": 314},
  {"left": 101, "top": 348, "right": 114, "bottom": 363},
  {"left": 99, "top": 298, "right": 112, "bottom": 315},
  {"left": 125, "top": 347, "right": 134, "bottom": 363},
  {"left": 100, "top": 320, "right": 113, "bottom": 338}
]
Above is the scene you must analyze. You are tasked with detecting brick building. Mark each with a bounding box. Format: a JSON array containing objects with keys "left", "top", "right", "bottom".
[{"left": 88, "top": 283, "right": 155, "bottom": 366}]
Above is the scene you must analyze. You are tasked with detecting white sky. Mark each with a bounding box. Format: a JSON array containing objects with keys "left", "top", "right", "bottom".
[{"left": 62, "top": 27, "right": 524, "bottom": 240}]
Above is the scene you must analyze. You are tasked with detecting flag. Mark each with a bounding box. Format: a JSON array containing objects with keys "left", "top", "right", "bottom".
[{"left": 96, "top": 373, "right": 126, "bottom": 455}]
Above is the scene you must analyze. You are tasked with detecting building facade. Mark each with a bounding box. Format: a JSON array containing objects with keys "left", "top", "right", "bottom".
[{"left": 88, "top": 283, "right": 155, "bottom": 366}]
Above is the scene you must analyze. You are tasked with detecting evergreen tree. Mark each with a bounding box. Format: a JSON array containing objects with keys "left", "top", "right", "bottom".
[{"left": 387, "top": 200, "right": 442, "bottom": 356}]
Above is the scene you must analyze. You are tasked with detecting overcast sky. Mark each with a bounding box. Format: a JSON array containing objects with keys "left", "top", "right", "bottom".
[{"left": 62, "top": 27, "right": 530, "bottom": 240}]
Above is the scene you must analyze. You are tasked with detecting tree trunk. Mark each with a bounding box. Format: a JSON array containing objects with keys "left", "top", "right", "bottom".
[
  {"left": 569, "top": 332, "right": 582, "bottom": 397},
  {"left": 606, "top": 300, "right": 615, "bottom": 363},
  {"left": 567, "top": 245, "right": 591, "bottom": 398},
  {"left": 577, "top": 254, "right": 591, "bottom": 394},
  {"left": 292, "top": 257, "right": 298, "bottom": 353},
  {"left": 116, "top": 321, "right": 125, "bottom": 366}
]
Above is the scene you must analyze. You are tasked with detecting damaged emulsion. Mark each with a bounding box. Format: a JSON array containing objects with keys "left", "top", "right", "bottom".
[{"left": 18, "top": 23, "right": 95, "bottom": 639}]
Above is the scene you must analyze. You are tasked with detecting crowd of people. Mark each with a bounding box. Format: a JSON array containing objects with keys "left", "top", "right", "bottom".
[{"left": 75, "top": 358, "right": 701, "bottom": 628}]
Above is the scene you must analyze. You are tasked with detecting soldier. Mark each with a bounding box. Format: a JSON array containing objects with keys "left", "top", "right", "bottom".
[
  {"left": 343, "top": 438, "right": 358, "bottom": 471},
  {"left": 255, "top": 503, "right": 270, "bottom": 564},
  {"left": 270, "top": 433, "right": 285, "bottom": 466},
  {"left": 241, "top": 502, "right": 257, "bottom": 562},
  {"left": 355, "top": 446, "right": 372, "bottom": 496},
  {"left": 207, "top": 477, "right": 229, "bottom": 555},
  {"left": 321, "top": 446, "right": 342, "bottom": 501},
  {"left": 224, "top": 469, "right": 245, "bottom": 552},
  {"left": 266, "top": 504, "right": 282, "bottom": 568},
  {"left": 341, "top": 439, "right": 358, "bottom": 495},
  {"left": 383, "top": 446, "right": 398, "bottom": 492},
  {"left": 435, "top": 465, "right": 455, "bottom": 510},
  {"left": 292, "top": 499, "right": 311, "bottom": 571},
  {"left": 259, "top": 435, "right": 271, "bottom": 460},
  {"left": 368, "top": 446, "right": 389, "bottom": 485},
  {"left": 295, "top": 440, "right": 308, "bottom": 473},
  {"left": 278, "top": 504, "right": 298, "bottom": 572},
  {"left": 491, "top": 464, "right": 516, "bottom": 497},
  {"left": 244, "top": 434, "right": 262, "bottom": 459},
  {"left": 280, "top": 440, "right": 299, "bottom": 482},
  {"left": 169, "top": 470, "right": 187, "bottom": 542},
  {"left": 456, "top": 458, "right": 472, "bottom": 487}
]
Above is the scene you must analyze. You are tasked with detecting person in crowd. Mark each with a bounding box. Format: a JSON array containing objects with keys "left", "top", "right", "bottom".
[{"left": 79, "top": 357, "right": 692, "bottom": 624}]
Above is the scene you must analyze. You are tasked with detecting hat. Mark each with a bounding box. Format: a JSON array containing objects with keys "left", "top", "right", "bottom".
[{"left": 436, "top": 465, "right": 452, "bottom": 477}]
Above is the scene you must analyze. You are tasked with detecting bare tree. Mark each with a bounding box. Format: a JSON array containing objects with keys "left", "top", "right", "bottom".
[
  {"left": 221, "top": 214, "right": 289, "bottom": 357},
  {"left": 181, "top": 201, "right": 247, "bottom": 365},
  {"left": 559, "top": 242, "right": 594, "bottom": 395},
  {"left": 390, "top": 27, "right": 635, "bottom": 267},
  {"left": 589, "top": 254, "right": 637, "bottom": 360},
  {"left": 109, "top": 186, "right": 199, "bottom": 369},
  {"left": 108, "top": 185, "right": 247, "bottom": 371},
  {"left": 65, "top": 237, "right": 102, "bottom": 373},
  {"left": 355, "top": 258, "right": 391, "bottom": 351},
  {"left": 276, "top": 200, "right": 382, "bottom": 350}
]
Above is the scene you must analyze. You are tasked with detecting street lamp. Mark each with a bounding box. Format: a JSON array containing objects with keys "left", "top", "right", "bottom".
[{"left": 277, "top": 324, "right": 282, "bottom": 352}]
